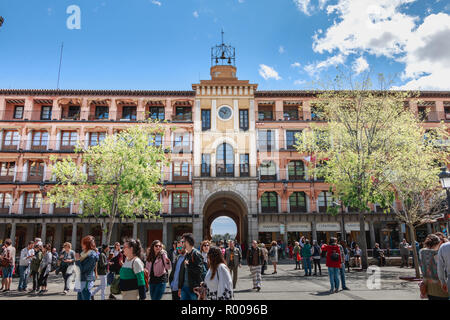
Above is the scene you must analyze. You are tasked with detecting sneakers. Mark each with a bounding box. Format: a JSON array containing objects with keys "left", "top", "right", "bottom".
[
  {"left": 334, "top": 289, "right": 339, "bottom": 293},
  {"left": 272, "top": 271, "right": 277, "bottom": 274},
  {"left": 256, "top": 287, "right": 261, "bottom": 292},
  {"left": 63, "top": 290, "right": 68, "bottom": 295},
  {"left": 342, "top": 287, "right": 350, "bottom": 290},
  {"left": 109, "top": 294, "right": 116, "bottom": 300},
  {"left": 29, "top": 289, "right": 36, "bottom": 294},
  {"left": 329, "top": 289, "right": 334, "bottom": 294}
]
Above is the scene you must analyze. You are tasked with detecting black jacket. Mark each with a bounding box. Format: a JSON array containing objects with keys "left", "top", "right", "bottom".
[
  {"left": 97, "top": 252, "right": 108, "bottom": 276},
  {"left": 182, "top": 248, "right": 203, "bottom": 291},
  {"left": 247, "top": 247, "right": 263, "bottom": 266}
]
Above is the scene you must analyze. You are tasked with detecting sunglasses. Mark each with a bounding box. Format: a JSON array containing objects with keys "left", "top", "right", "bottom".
[
  {"left": 155, "top": 245, "right": 162, "bottom": 248},
  {"left": 203, "top": 244, "right": 210, "bottom": 247}
]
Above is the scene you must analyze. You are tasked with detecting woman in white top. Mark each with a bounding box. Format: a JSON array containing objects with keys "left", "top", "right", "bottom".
[{"left": 203, "top": 246, "right": 233, "bottom": 300}]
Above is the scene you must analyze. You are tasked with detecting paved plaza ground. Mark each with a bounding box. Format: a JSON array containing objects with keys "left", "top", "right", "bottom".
[{"left": 0, "top": 261, "right": 422, "bottom": 300}]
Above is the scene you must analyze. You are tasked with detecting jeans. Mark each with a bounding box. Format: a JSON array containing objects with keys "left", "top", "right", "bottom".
[
  {"left": 180, "top": 285, "right": 197, "bottom": 300},
  {"left": 62, "top": 272, "right": 73, "bottom": 291},
  {"left": 77, "top": 281, "right": 94, "bottom": 300},
  {"left": 328, "top": 267, "right": 340, "bottom": 291},
  {"left": 340, "top": 263, "right": 347, "bottom": 288},
  {"left": 303, "top": 258, "right": 312, "bottom": 275},
  {"left": 31, "top": 271, "right": 39, "bottom": 290},
  {"left": 400, "top": 254, "right": 409, "bottom": 267},
  {"left": 18, "top": 266, "right": 29, "bottom": 290},
  {"left": 149, "top": 282, "right": 166, "bottom": 300},
  {"left": 91, "top": 275, "right": 107, "bottom": 300}
]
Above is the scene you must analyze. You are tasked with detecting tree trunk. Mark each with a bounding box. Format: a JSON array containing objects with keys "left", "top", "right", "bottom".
[
  {"left": 106, "top": 215, "right": 115, "bottom": 246},
  {"left": 358, "top": 212, "right": 369, "bottom": 270},
  {"left": 408, "top": 223, "right": 421, "bottom": 279}
]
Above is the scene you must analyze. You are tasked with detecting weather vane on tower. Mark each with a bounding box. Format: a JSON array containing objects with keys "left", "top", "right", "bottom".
[{"left": 211, "top": 29, "right": 236, "bottom": 67}]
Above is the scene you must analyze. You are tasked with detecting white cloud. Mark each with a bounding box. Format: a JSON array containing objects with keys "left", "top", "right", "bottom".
[
  {"left": 259, "top": 64, "right": 282, "bottom": 80},
  {"left": 193, "top": 11, "right": 199, "bottom": 18},
  {"left": 279, "top": 46, "right": 285, "bottom": 54},
  {"left": 291, "top": 62, "right": 301, "bottom": 68},
  {"left": 352, "top": 56, "right": 369, "bottom": 74},
  {"left": 293, "top": 0, "right": 329, "bottom": 15},
  {"left": 304, "top": 54, "right": 346, "bottom": 77},
  {"left": 151, "top": 0, "right": 161, "bottom": 6},
  {"left": 294, "top": 79, "right": 306, "bottom": 85}
]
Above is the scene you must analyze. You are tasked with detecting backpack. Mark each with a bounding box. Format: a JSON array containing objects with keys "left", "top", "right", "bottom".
[
  {"left": 191, "top": 250, "right": 207, "bottom": 281},
  {"left": 0, "top": 249, "right": 12, "bottom": 268},
  {"left": 144, "top": 268, "right": 150, "bottom": 290},
  {"left": 330, "top": 247, "right": 340, "bottom": 262}
]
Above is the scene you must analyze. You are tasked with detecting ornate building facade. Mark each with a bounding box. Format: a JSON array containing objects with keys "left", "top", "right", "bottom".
[{"left": 0, "top": 45, "right": 449, "bottom": 251}]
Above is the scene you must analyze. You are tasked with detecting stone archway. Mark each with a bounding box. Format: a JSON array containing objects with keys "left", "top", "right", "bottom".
[{"left": 202, "top": 191, "right": 248, "bottom": 244}]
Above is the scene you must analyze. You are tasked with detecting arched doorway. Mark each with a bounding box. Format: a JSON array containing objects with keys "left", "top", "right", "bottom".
[
  {"left": 211, "top": 216, "right": 237, "bottom": 243},
  {"left": 203, "top": 191, "right": 248, "bottom": 244}
]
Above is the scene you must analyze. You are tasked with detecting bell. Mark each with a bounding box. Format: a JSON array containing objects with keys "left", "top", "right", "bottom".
[
  {"left": 228, "top": 58, "right": 231, "bottom": 64},
  {"left": 220, "top": 52, "right": 226, "bottom": 59},
  {"left": 215, "top": 58, "right": 219, "bottom": 64}
]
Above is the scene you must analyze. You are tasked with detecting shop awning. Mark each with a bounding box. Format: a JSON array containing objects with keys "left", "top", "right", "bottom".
[
  {"left": 316, "top": 222, "right": 341, "bottom": 231},
  {"left": 287, "top": 223, "right": 311, "bottom": 232}
]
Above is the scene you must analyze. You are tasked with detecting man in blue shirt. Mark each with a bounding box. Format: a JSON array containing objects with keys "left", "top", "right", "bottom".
[{"left": 168, "top": 241, "right": 185, "bottom": 300}]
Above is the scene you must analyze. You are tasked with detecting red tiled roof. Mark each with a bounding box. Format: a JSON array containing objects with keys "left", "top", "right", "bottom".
[{"left": 0, "top": 89, "right": 195, "bottom": 97}]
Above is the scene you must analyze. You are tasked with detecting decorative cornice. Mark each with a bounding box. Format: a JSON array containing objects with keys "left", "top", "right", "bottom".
[{"left": 0, "top": 89, "right": 195, "bottom": 97}]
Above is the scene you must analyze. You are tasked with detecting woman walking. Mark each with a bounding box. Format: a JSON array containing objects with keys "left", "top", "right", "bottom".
[
  {"left": 91, "top": 244, "right": 109, "bottom": 300},
  {"left": 146, "top": 240, "right": 172, "bottom": 300},
  {"left": 203, "top": 246, "right": 233, "bottom": 300},
  {"left": 120, "top": 238, "right": 146, "bottom": 300},
  {"left": 37, "top": 244, "right": 53, "bottom": 294},
  {"left": 200, "top": 240, "right": 210, "bottom": 271},
  {"left": 353, "top": 244, "right": 362, "bottom": 268},
  {"left": 75, "top": 236, "right": 98, "bottom": 300},
  {"left": 269, "top": 241, "right": 279, "bottom": 274},
  {"left": 59, "top": 242, "right": 75, "bottom": 294},
  {"left": 29, "top": 244, "right": 43, "bottom": 293},
  {"left": 419, "top": 234, "right": 449, "bottom": 300}
]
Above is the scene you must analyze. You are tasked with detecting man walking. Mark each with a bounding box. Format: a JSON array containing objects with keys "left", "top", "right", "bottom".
[
  {"left": 169, "top": 241, "right": 185, "bottom": 300},
  {"left": 181, "top": 233, "right": 203, "bottom": 300},
  {"left": 437, "top": 241, "right": 450, "bottom": 299},
  {"left": 247, "top": 240, "right": 263, "bottom": 292},
  {"left": 18, "top": 241, "right": 35, "bottom": 292},
  {"left": 399, "top": 239, "right": 410, "bottom": 268},
  {"left": 224, "top": 240, "right": 242, "bottom": 289},
  {"left": 300, "top": 239, "right": 312, "bottom": 276}
]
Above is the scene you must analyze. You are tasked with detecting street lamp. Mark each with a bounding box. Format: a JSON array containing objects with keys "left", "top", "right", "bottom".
[{"left": 438, "top": 167, "right": 450, "bottom": 236}]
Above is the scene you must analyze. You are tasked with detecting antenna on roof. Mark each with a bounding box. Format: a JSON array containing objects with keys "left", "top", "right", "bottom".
[{"left": 56, "top": 42, "right": 64, "bottom": 90}]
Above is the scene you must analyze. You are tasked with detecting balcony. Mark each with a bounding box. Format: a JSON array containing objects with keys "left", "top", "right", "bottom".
[
  {"left": 54, "top": 207, "right": 70, "bottom": 215},
  {"left": 0, "top": 208, "right": 10, "bottom": 215},
  {"left": 61, "top": 106, "right": 81, "bottom": 120},
  {"left": 1, "top": 143, "right": 19, "bottom": 151},
  {"left": 0, "top": 176, "right": 14, "bottom": 182},
  {"left": 23, "top": 208, "right": 40, "bottom": 215},
  {"left": 30, "top": 144, "right": 48, "bottom": 151}
]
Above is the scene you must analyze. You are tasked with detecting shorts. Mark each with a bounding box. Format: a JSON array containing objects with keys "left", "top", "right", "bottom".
[{"left": 2, "top": 266, "right": 13, "bottom": 278}]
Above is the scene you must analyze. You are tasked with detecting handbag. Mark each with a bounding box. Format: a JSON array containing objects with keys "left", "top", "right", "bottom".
[{"left": 110, "top": 274, "right": 121, "bottom": 295}]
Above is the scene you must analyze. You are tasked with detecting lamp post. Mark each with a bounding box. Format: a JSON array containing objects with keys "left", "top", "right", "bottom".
[{"left": 438, "top": 167, "right": 450, "bottom": 237}]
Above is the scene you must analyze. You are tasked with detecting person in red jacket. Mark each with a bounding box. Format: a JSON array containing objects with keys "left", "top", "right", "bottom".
[{"left": 321, "top": 237, "right": 341, "bottom": 294}]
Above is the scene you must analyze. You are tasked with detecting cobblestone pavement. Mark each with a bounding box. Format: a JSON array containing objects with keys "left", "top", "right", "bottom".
[{"left": 0, "top": 262, "right": 422, "bottom": 300}]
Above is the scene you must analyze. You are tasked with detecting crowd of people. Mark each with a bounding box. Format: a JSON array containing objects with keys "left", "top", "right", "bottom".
[{"left": 0, "top": 230, "right": 448, "bottom": 300}]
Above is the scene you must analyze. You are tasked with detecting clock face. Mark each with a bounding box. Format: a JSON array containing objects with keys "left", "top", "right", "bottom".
[{"left": 218, "top": 106, "right": 232, "bottom": 120}]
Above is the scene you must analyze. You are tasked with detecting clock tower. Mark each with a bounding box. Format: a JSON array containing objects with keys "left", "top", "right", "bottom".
[{"left": 191, "top": 33, "right": 259, "bottom": 246}]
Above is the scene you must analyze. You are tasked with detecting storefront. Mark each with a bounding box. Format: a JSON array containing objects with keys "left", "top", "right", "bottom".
[
  {"left": 316, "top": 222, "right": 341, "bottom": 244},
  {"left": 345, "top": 222, "right": 369, "bottom": 245},
  {"left": 258, "top": 223, "right": 282, "bottom": 244},
  {"left": 287, "top": 223, "right": 311, "bottom": 245}
]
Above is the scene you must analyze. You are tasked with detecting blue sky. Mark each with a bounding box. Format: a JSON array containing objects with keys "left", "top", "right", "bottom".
[
  {"left": 211, "top": 216, "right": 237, "bottom": 236},
  {"left": 1, "top": 0, "right": 450, "bottom": 90}
]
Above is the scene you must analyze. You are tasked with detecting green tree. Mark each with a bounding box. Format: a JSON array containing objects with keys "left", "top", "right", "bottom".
[
  {"left": 295, "top": 75, "right": 428, "bottom": 269},
  {"left": 47, "top": 122, "right": 169, "bottom": 245},
  {"left": 383, "top": 124, "right": 448, "bottom": 278}
]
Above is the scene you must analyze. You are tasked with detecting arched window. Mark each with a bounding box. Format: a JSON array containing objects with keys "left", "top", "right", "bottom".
[
  {"left": 288, "top": 161, "right": 305, "bottom": 180},
  {"left": 289, "top": 192, "right": 307, "bottom": 212},
  {"left": 260, "top": 161, "right": 277, "bottom": 180},
  {"left": 216, "top": 143, "right": 234, "bottom": 177},
  {"left": 261, "top": 192, "right": 278, "bottom": 213}
]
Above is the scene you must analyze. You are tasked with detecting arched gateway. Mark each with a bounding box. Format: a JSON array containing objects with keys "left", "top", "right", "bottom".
[{"left": 202, "top": 191, "right": 248, "bottom": 244}]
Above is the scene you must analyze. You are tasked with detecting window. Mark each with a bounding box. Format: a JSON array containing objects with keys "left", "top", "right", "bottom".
[
  {"left": 283, "top": 106, "right": 299, "bottom": 120},
  {"left": 258, "top": 130, "right": 275, "bottom": 152},
  {"left": 201, "top": 154, "right": 210, "bottom": 177},
  {"left": 173, "top": 162, "right": 189, "bottom": 181},
  {"left": 61, "top": 131, "right": 78, "bottom": 150},
  {"left": 201, "top": 110, "right": 211, "bottom": 131},
  {"left": 240, "top": 154, "right": 249, "bottom": 177},
  {"left": 172, "top": 192, "right": 189, "bottom": 213},
  {"left": 13, "top": 106, "right": 24, "bottom": 119},
  {"left": 28, "top": 161, "right": 44, "bottom": 181},
  {"left": 149, "top": 107, "right": 165, "bottom": 121},
  {"left": 318, "top": 191, "right": 332, "bottom": 212},
  {"left": 0, "top": 193, "right": 12, "bottom": 210},
  {"left": 216, "top": 143, "right": 234, "bottom": 177},
  {"left": 40, "top": 106, "right": 52, "bottom": 120},
  {"left": 175, "top": 107, "right": 192, "bottom": 121},
  {"left": 2, "top": 130, "right": 20, "bottom": 149},
  {"left": 258, "top": 105, "right": 273, "bottom": 121},
  {"left": 149, "top": 134, "right": 163, "bottom": 147},
  {"left": 95, "top": 106, "right": 109, "bottom": 120},
  {"left": 239, "top": 109, "right": 249, "bottom": 131},
  {"left": 66, "top": 106, "right": 80, "bottom": 120},
  {"left": 122, "top": 106, "right": 137, "bottom": 120},
  {"left": 445, "top": 107, "right": 450, "bottom": 120},
  {"left": 0, "top": 162, "right": 15, "bottom": 180},
  {"left": 173, "top": 132, "right": 190, "bottom": 153},
  {"left": 418, "top": 106, "right": 429, "bottom": 121},
  {"left": 286, "top": 130, "right": 301, "bottom": 149},
  {"left": 311, "top": 105, "right": 325, "bottom": 121},
  {"left": 89, "top": 132, "right": 106, "bottom": 146},
  {"left": 289, "top": 192, "right": 307, "bottom": 212},
  {"left": 288, "top": 161, "right": 305, "bottom": 180},
  {"left": 260, "top": 161, "right": 277, "bottom": 180},
  {"left": 25, "top": 192, "right": 42, "bottom": 209},
  {"left": 31, "top": 131, "right": 48, "bottom": 150},
  {"left": 261, "top": 192, "right": 278, "bottom": 213}
]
